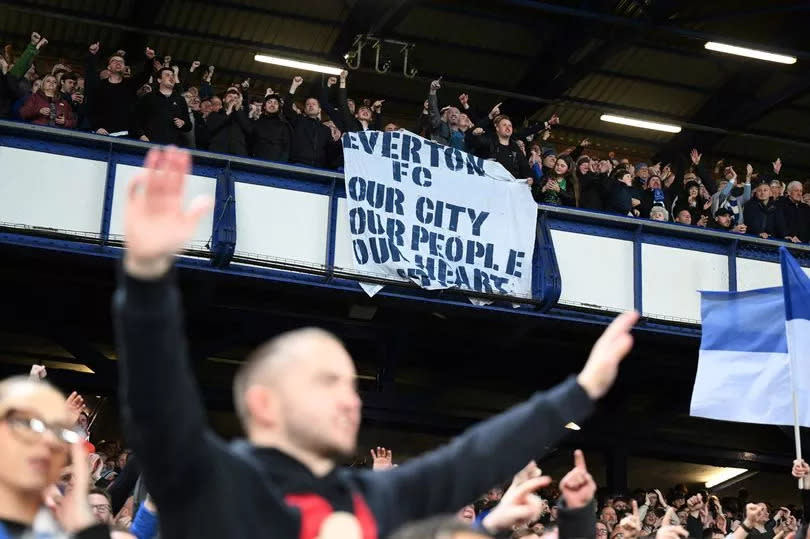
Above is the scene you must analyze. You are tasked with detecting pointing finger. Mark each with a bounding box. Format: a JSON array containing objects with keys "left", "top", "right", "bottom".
[{"left": 573, "top": 449, "right": 586, "bottom": 470}]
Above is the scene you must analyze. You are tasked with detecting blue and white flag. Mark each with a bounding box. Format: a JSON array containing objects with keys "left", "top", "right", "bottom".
[
  {"left": 690, "top": 249, "right": 810, "bottom": 427},
  {"left": 780, "top": 247, "right": 810, "bottom": 394}
]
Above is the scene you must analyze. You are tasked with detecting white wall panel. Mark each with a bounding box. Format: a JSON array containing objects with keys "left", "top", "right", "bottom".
[
  {"left": 109, "top": 164, "right": 215, "bottom": 246},
  {"left": 0, "top": 147, "right": 107, "bottom": 233},
  {"left": 737, "top": 257, "right": 810, "bottom": 291},
  {"left": 551, "top": 230, "right": 634, "bottom": 312},
  {"left": 334, "top": 198, "right": 354, "bottom": 270},
  {"left": 234, "top": 183, "right": 328, "bottom": 267},
  {"left": 642, "top": 245, "right": 728, "bottom": 322}
]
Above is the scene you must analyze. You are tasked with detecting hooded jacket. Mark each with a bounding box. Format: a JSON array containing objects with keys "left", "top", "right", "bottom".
[{"left": 113, "top": 269, "right": 596, "bottom": 539}]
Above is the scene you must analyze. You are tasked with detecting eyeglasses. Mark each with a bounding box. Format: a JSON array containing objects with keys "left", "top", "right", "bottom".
[
  {"left": 90, "top": 504, "right": 112, "bottom": 514},
  {"left": 2, "top": 409, "right": 82, "bottom": 446}
]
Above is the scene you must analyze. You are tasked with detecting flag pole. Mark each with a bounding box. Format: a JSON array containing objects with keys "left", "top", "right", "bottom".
[{"left": 791, "top": 387, "right": 805, "bottom": 490}]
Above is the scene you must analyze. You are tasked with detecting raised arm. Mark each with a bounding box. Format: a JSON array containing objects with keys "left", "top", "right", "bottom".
[
  {"left": 362, "top": 311, "right": 639, "bottom": 533},
  {"left": 113, "top": 147, "right": 214, "bottom": 505},
  {"left": 427, "top": 79, "right": 442, "bottom": 129}
]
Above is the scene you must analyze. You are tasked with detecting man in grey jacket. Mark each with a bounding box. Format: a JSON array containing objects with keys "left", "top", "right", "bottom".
[{"left": 711, "top": 165, "right": 752, "bottom": 226}]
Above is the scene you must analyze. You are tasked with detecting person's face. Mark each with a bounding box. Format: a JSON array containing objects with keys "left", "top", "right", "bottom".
[
  {"left": 305, "top": 97, "right": 320, "bottom": 117},
  {"left": 788, "top": 184, "right": 803, "bottom": 202},
  {"left": 224, "top": 91, "right": 238, "bottom": 105},
  {"left": 356, "top": 106, "right": 372, "bottom": 121},
  {"left": 384, "top": 123, "right": 398, "bottom": 132},
  {"left": 457, "top": 504, "right": 475, "bottom": 523},
  {"left": 554, "top": 159, "right": 569, "bottom": 176},
  {"left": 648, "top": 176, "right": 661, "bottom": 189},
  {"left": 459, "top": 113, "right": 471, "bottom": 130},
  {"left": 159, "top": 70, "right": 174, "bottom": 88},
  {"left": 210, "top": 97, "right": 222, "bottom": 112},
  {"left": 31, "top": 79, "right": 42, "bottom": 94},
  {"left": 677, "top": 511, "right": 688, "bottom": 524},
  {"left": 88, "top": 493, "right": 113, "bottom": 523},
  {"left": 516, "top": 140, "right": 526, "bottom": 155},
  {"left": 578, "top": 161, "right": 589, "bottom": 174},
  {"left": 201, "top": 101, "right": 212, "bottom": 115},
  {"left": 487, "top": 487, "right": 504, "bottom": 501},
  {"left": 596, "top": 522, "right": 609, "bottom": 538},
  {"left": 613, "top": 501, "right": 628, "bottom": 512},
  {"left": 771, "top": 183, "right": 784, "bottom": 197},
  {"left": 108, "top": 56, "right": 125, "bottom": 74},
  {"left": 601, "top": 507, "right": 617, "bottom": 526},
  {"left": 688, "top": 186, "right": 699, "bottom": 197},
  {"left": 77, "top": 413, "right": 89, "bottom": 432},
  {"left": 676, "top": 210, "right": 692, "bottom": 224},
  {"left": 264, "top": 99, "right": 280, "bottom": 114},
  {"left": 495, "top": 118, "right": 513, "bottom": 138},
  {"left": 684, "top": 173, "right": 697, "bottom": 182},
  {"left": 117, "top": 452, "right": 128, "bottom": 469},
  {"left": 755, "top": 184, "right": 771, "bottom": 201},
  {"left": 756, "top": 503, "right": 769, "bottom": 524},
  {"left": 189, "top": 96, "right": 201, "bottom": 111},
  {"left": 723, "top": 167, "right": 735, "bottom": 181},
  {"left": 61, "top": 78, "right": 76, "bottom": 93},
  {"left": 0, "top": 384, "right": 73, "bottom": 494},
  {"left": 620, "top": 173, "right": 632, "bottom": 186},
  {"left": 41, "top": 75, "right": 57, "bottom": 94},
  {"left": 650, "top": 209, "right": 667, "bottom": 221},
  {"left": 446, "top": 107, "right": 460, "bottom": 124},
  {"left": 264, "top": 337, "right": 361, "bottom": 458},
  {"left": 637, "top": 167, "right": 649, "bottom": 180},
  {"left": 717, "top": 214, "right": 731, "bottom": 227},
  {"left": 347, "top": 99, "right": 355, "bottom": 114},
  {"left": 543, "top": 154, "right": 557, "bottom": 168}
]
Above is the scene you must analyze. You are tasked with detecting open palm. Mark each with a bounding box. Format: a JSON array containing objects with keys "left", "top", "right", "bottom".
[{"left": 124, "top": 147, "right": 212, "bottom": 268}]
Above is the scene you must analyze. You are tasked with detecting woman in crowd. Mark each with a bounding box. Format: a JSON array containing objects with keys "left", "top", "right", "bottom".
[
  {"left": 20, "top": 73, "right": 76, "bottom": 128},
  {"left": 535, "top": 155, "right": 575, "bottom": 206}
]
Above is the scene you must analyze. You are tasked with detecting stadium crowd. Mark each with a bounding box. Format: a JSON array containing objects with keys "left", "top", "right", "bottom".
[
  {"left": 1, "top": 364, "right": 809, "bottom": 539},
  {"left": 2, "top": 32, "right": 810, "bottom": 243}
]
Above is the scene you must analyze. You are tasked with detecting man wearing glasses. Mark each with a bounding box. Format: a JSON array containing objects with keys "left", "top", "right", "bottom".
[{"left": 0, "top": 376, "right": 110, "bottom": 538}]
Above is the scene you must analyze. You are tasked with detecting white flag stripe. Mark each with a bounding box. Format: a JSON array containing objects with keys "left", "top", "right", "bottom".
[
  {"left": 785, "top": 318, "right": 810, "bottom": 392},
  {"left": 690, "top": 350, "right": 810, "bottom": 428}
]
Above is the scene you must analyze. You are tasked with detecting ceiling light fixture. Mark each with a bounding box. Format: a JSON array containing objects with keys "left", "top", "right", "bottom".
[
  {"left": 254, "top": 54, "right": 343, "bottom": 75},
  {"left": 565, "top": 422, "right": 581, "bottom": 430},
  {"left": 704, "top": 42, "right": 797, "bottom": 65},
  {"left": 600, "top": 114, "right": 682, "bottom": 133},
  {"left": 705, "top": 467, "right": 749, "bottom": 488}
]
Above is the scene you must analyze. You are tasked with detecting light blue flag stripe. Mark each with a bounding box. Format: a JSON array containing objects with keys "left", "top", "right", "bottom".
[{"left": 699, "top": 288, "right": 787, "bottom": 354}]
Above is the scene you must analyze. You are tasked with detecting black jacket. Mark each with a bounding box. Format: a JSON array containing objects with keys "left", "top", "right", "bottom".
[
  {"left": 338, "top": 86, "right": 382, "bottom": 134},
  {"left": 608, "top": 182, "right": 635, "bottom": 216},
  {"left": 775, "top": 197, "right": 810, "bottom": 242},
  {"left": 577, "top": 172, "right": 609, "bottom": 211},
  {"left": 284, "top": 91, "right": 340, "bottom": 168},
  {"left": 744, "top": 198, "right": 783, "bottom": 238},
  {"left": 206, "top": 107, "right": 252, "bottom": 157},
  {"left": 134, "top": 90, "right": 192, "bottom": 145},
  {"left": 113, "top": 269, "right": 595, "bottom": 539},
  {"left": 85, "top": 52, "right": 152, "bottom": 134},
  {"left": 178, "top": 110, "right": 207, "bottom": 150},
  {"left": 251, "top": 113, "right": 292, "bottom": 162},
  {"left": 466, "top": 132, "right": 532, "bottom": 179}
]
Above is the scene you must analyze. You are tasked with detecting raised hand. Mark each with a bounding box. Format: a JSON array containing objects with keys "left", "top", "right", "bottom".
[
  {"left": 370, "top": 447, "right": 393, "bottom": 471},
  {"left": 29, "top": 364, "right": 47, "bottom": 379},
  {"left": 291, "top": 75, "right": 304, "bottom": 92},
  {"left": 488, "top": 102, "right": 502, "bottom": 119},
  {"left": 458, "top": 93, "right": 469, "bottom": 107},
  {"left": 66, "top": 391, "right": 85, "bottom": 425},
  {"left": 327, "top": 75, "right": 337, "bottom": 87},
  {"left": 686, "top": 494, "right": 704, "bottom": 517},
  {"left": 190, "top": 60, "right": 201, "bottom": 71},
  {"left": 46, "top": 441, "right": 95, "bottom": 532},
  {"left": 773, "top": 157, "right": 782, "bottom": 174},
  {"left": 371, "top": 99, "right": 384, "bottom": 113},
  {"left": 123, "top": 147, "right": 213, "bottom": 279},
  {"left": 576, "top": 311, "right": 638, "bottom": 399},
  {"left": 547, "top": 113, "right": 560, "bottom": 126},
  {"left": 617, "top": 500, "right": 642, "bottom": 539},
  {"left": 145, "top": 47, "right": 155, "bottom": 60},
  {"left": 656, "top": 508, "right": 688, "bottom": 539},
  {"left": 482, "top": 470, "right": 551, "bottom": 533},
  {"left": 340, "top": 69, "right": 348, "bottom": 81},
  {"left": 792, "top": 458, "right": 809, "bottom": 478},
  {"left": 560, "top": 450, "right": 596, "bottom": 509},
  {"left": 690, "top": 148, "right": 702, "bottom": 165},
  {"left": 36, "top": 37, "right": 48, "bottom": 50},
  {"left": 430, "top": 78, "right": 441, "bottom": 92},
  {"left": 89, "top": 41, "right": 100, "bottom": 55},
  {"left": 654, "top": 489, "right": 668, "bottom": 508}
]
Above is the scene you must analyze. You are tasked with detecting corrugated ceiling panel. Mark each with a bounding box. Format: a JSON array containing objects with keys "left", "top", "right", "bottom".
[{"left": 604, "top": 46, "right": 726, "bottom": 90}]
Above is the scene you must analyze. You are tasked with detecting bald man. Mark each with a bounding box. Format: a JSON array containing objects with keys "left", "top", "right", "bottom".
[
  {"left": 114, "top": 146, "right": 638, "bottom": 539},
  {"left": 0, "top": 376, "right": 109, "bottom": 537}
]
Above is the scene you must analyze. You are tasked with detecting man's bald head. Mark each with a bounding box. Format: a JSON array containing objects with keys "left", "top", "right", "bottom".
[
  {"left": 233, "top": 327, "right": 345, "bottom": 425},
  {"left": 0, "top": 376, "right": 65, "bottom": 413},
  {"left": 233, "top": 327, "right": 362, "bottom": 460}
]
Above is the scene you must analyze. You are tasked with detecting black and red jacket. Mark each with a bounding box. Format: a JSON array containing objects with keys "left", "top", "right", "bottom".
[{"left": 113, "top": 270, "right": 594, "bottom": 538}]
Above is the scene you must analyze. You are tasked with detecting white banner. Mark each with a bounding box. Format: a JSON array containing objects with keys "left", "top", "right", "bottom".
[{"left": 341, "top": 130, "right": 537, "bottom": 298}]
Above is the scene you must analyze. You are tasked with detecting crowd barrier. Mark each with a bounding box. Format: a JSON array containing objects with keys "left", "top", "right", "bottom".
[{"left": 2, "top": 120, "right": 809, "bottom": 337}]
